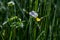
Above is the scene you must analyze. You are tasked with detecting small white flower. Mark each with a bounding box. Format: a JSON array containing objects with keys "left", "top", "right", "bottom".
[
  {"left": 29, "top": 11, "right": 38, "bottom": 18},
  {"left": 7, "top": 1, "right": 15, "bottom": 6}
]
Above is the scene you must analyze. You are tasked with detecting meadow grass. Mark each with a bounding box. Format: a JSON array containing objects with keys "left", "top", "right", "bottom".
[{"left": 0, "top": 0, "right": 60, "bottom": 40}]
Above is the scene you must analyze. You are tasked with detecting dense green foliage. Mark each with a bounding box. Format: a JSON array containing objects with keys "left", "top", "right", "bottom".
[{"left": 0, "top": 0, "right": 60, "bottom": 40}]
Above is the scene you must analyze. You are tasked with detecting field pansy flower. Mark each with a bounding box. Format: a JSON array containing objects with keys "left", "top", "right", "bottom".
[
  {"left": 29, "top": 11, "right": 41, "bottom": 21},
  {"left": 29, "top": 11, "right": 38, "bottom": 18},
  {"left": 7, "top": 1, "right": 15, "bottom": 6}
]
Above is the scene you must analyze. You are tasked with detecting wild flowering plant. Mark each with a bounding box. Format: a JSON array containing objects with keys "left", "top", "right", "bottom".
[
  {"left": 7, "top": 1, "right": 15, "bottom": 6},
  {"left": 29, "top": 11, "right": 41, "bottom": 21}
]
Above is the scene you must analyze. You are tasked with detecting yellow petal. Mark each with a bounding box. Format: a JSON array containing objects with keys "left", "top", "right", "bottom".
[{"left": 36, "top": 18, "right": 41, "bottom": 21}]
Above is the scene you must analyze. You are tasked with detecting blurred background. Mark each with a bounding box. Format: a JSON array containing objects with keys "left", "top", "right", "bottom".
[{"left": 0, "top": 0, "right": 60, "bottom": 40}]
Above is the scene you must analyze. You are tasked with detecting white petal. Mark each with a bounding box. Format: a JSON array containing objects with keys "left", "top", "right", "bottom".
[
  {"left": 29, "top": 11, "right": 38, "bottom": 18},
  {"left": 8, "top": 1, "right": 15, "bottom": 6}
]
